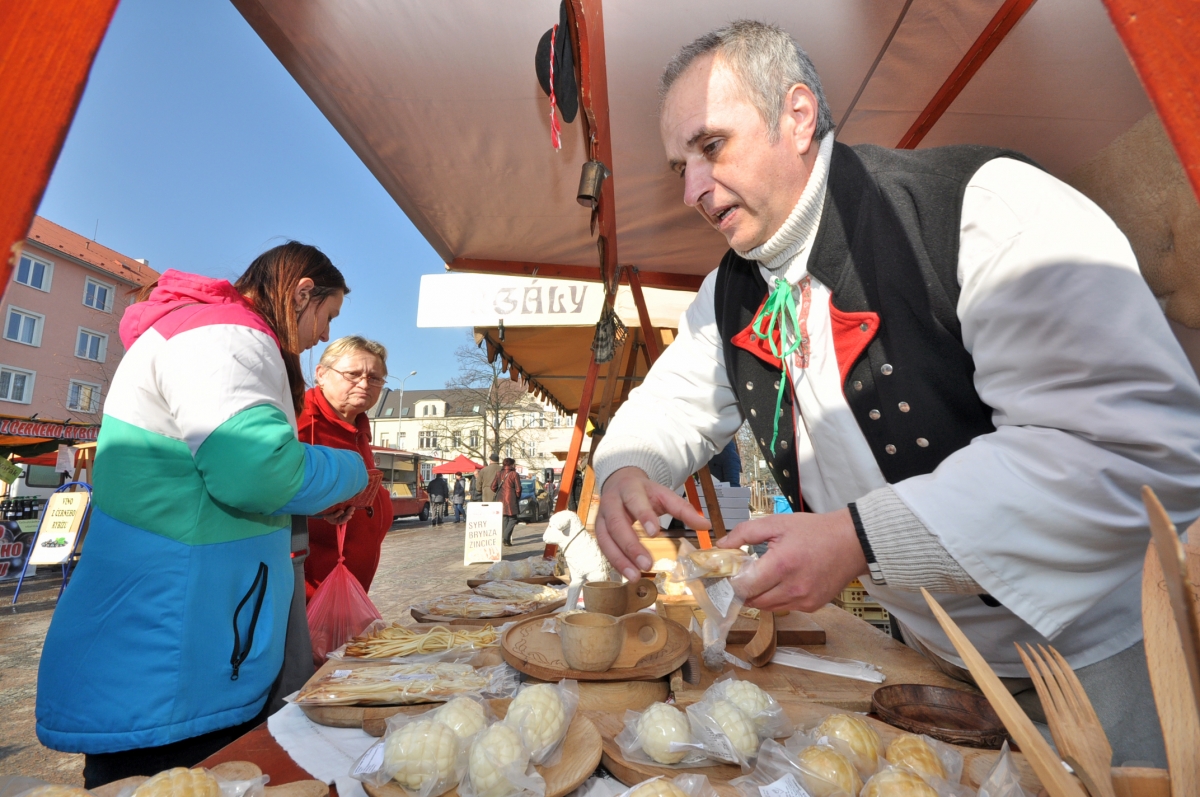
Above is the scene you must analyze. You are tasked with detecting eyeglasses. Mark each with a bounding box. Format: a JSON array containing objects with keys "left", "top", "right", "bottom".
[{"left": 326, "top": 366, "right": 386, "bottom": 388}]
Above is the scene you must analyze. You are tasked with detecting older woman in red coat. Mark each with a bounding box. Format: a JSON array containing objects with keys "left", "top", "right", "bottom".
[{"left": 299, "top": 336, "right": 394, "bottom": 599}]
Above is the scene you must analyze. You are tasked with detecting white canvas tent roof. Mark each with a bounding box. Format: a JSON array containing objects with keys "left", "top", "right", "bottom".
[{"left": 233, "top": 0, "right": 1150, "bottom": 282}]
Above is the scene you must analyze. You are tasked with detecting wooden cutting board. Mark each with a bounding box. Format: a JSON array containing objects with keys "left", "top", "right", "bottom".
[
  {"left": 411, "top": 597, "right": 566, "bottom": 626},
  {"left": 466, "top": 575, "right": 564, "bottom": 588},
  {"left": 500, "top": 613, "right": 691, "bottom": 681},
  {"left": 588, "top": 699, "right": 1045, "bottom": 796},
  {"left": 361, "top": 712, "right": 602, "bottom": 797},
  {"left": 727, "top": 611, "right": 825, "bottom": 645},
  {"left": 1143, "top": 540, "right": 1200, "bottom": 797}
]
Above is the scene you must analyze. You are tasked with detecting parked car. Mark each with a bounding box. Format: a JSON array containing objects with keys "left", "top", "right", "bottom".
[{"left": 517, "top": 479, "right": 550, "bottom": 522}]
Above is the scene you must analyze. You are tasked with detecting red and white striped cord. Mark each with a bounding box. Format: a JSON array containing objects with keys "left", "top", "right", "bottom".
[{"left": 548, "top": 24, "right": 562, "bottom": 150}]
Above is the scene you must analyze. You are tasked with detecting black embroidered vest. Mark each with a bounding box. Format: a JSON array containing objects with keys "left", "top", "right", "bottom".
[{"left": 714, "top": 142, "right": 1036, "bottom": 511}]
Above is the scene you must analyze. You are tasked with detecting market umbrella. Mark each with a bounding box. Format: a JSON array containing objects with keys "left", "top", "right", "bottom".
[{"left": 432, "top": 454, "right": 482, "bottom": 474}]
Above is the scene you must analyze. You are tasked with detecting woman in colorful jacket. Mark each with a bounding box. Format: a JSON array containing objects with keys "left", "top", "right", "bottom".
[
  {"left": 36, "top": 242, "right": 369, "bottom": 785},
  {"left": 299, "top": 336, "right": 394, "bottom": 599}
]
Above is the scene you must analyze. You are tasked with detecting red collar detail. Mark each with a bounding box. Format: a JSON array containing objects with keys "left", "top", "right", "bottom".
[
  {"left": 829, "top": 304, "right": 879, "bottom": 384},
  {"left": 731, "top": 295, "right": 784, "bottom": 369}
]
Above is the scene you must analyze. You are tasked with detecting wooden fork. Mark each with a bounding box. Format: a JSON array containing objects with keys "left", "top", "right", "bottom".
[{"left": 1016, "top": 643, "right": 1116, "bottom": 797}]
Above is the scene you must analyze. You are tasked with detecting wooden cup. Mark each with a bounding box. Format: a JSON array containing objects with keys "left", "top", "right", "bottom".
[
  {"left": 582, "top": 578, "right": 657, "bottom": 615},
  {"left": 560, "top": 611, "right": 668, "bottom": 671}
]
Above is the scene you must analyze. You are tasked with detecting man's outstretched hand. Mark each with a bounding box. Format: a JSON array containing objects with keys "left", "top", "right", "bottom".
[
  {"left": 596, "top": 467, "right": 711, "bottom": 582},
  {"left": 719, "top": 507, "right": 867, "bottom": 612}
]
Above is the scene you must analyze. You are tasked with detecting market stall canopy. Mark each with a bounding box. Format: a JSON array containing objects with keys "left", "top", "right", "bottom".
[
  {"left": 432, "top": 454, "right": 483, "bottom": 474},
  {"left": 418, "top": 273, "right": 695, "bottom": 414},
  {"left": 233, "top": 0, "right": 1151, "bottom": 283}
]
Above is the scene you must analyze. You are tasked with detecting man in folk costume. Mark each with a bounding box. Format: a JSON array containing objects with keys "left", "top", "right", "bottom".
[{"left": 593, "top": 21, "right": 1200, "bottom": 764}]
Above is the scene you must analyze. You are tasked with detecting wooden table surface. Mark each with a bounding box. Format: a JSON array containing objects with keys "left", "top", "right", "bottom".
[{"left": 198, "top": 604, "right": 969, "bottom": 795}]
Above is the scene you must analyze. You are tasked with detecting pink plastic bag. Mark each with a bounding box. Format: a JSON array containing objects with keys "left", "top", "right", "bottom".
[{"left": 306, "top": 523, "right": 382, "bottom": 665}]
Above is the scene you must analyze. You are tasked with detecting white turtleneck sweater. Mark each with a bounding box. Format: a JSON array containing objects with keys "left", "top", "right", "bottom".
[{"left": 593, "top": 133, "right": 1200, "bottom": 675}]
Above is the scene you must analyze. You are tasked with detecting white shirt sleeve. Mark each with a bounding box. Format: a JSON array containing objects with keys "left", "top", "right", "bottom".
[
  {"left": 592, "top": 270, "right": 745, "bottom": 490},
  {"left": 892, "top": 158, "right": 1200, "bottom": 639}
]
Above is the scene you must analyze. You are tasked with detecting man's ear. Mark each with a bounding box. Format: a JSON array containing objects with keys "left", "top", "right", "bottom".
[{"left": 784, "top": 83, "right": 819, "bottom": 156}]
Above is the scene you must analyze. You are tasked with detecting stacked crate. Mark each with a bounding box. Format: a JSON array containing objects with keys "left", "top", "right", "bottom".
[
  {"left": 696, "top": 484, "right": 752, "bottom": 527},
  {"left": 834, "top": 578, "right": 892, "bottom": 635}
]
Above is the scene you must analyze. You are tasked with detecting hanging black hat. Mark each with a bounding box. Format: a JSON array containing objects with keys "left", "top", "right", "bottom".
[{"left": 534, "top": 1, "right": 579, "bottom": 124}]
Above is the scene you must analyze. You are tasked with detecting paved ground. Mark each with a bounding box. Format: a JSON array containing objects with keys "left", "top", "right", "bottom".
[{"left": 0, "top": 516, "right": 550, "bottom": 782}]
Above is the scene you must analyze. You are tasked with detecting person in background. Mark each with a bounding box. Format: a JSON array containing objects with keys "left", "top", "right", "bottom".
[
  {"left": 37, "top": 242, "right": 368, "bottom": 785},
  {"left": 300, "top": 336, "right": 395, "bottom": 600},
  {"left": 492, "top": 457, "right": 523, "bottom": 546},
  {"left": 427, "top": 471, "right": 449, "bottom": 526},
  {"left": 480, "top": 452, "right": 501, "bottom": 502},
  {"left": 707, "top": 439, "right": 742, "bottom": 487},
  {"left": 451, "top": 472, "right": 467, "bottom": 522}
]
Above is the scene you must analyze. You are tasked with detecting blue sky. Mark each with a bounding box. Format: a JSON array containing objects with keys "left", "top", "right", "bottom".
[{"left": 37, "top": 0, "right": 468, "bottom": 389}]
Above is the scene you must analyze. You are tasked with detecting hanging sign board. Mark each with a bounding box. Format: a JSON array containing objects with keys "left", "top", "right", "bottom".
[
  {"left": 28, "top": 492, "right": 89, "bottom": 566},
  {"left": 0, "top": 519, "right": 38, "bottom": 580},
  {"left": 55, "top": 444, "right": 76, "bottom": 474},
  {"left": 464, "top": 502, "right": 503, "bottom": 565},
  {"left": 0, "top": 458, "right": 21, "bottom": 484}
]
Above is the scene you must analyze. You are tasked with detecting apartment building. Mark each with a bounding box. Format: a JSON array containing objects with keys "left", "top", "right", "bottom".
[
  {"left": 368, "top": 387, "right": 576, "bottom": 481},
  {"left": 1, "top": 217, "right": 159, "bottom": 423}
]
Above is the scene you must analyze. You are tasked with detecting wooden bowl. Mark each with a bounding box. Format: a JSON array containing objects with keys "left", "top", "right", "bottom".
[{"left": 871, "top": 684, "right": 1008, "bottom": 749}]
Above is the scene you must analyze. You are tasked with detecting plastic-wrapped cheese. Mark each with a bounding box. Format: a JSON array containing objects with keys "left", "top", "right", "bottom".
[
  {"left": 384, "top": 719, "right": 461, "bottom": 792},
  {"left": 861, "top": 768, "right": 939, "bottom": 797},
  {"left": 795, "top": 745, "right": 863, "bottom": 797},
  {"left": 635, "top": 702, "right": 691, "bottom": 764},
  {"left": 132, "top": 769, "right": 221, "bottom": 797},
  {"left": 710, "top": 699, "right": 758, "bottom": 757},
  {"left": 24, "top": 788, "right": 101, "bottom": 797},
  {"left": 505, "top": 684, "right": 566, "bottom": 753},
  {"left": 724, "top": 681, "right": 771, "bottom": 729},
  {"left": 468, "top": 723, "right": 530, "bottom": 797},
  {"left": 628, "top": 779, "right": 690, "bottom": 797},
  {"left": 816, "top": 714, "right": 884, "bottom": 776},
  {"left": 885, "top": 734, "right": 945, "bottom": 781},
  {"left": 437, "top": 697, "right": 488, "bottom": 739}
]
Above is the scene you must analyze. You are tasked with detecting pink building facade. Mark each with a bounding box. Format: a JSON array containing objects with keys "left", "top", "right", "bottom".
[{"left": 0, "top": 217, "right": 159, "bottom": 425}]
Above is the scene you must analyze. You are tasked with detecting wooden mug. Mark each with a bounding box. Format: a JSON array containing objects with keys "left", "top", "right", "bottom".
[
  {"left": 582, "top": 578, "right": 657, "bottom": 615},
  {"left": 560, "top": 611, "right": 668, "bottom": 671}
]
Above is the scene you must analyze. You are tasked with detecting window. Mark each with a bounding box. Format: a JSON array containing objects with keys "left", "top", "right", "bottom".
[
  {"left": 84, "top": 277, "right": 115, "bottom": 312},
  {"left": 527, "top": 441, "right": 538, "bottom": 457},
  {"left": 67, "top": 380, "right": 101, "bottom": 412},
  {"left": 505, "top": 415, "right": 514, "bottom": 429},
  {"left": 75, "top": 328, "right": 108, "bottom": 362},
  {"left": 452, "top": 432, "right": 462, "bottom": 449},
  {"left": 25, "top": 464, "right": 63, "bottom": 489},
  {"left": 420, "top": 462, "right": 433, "bottom": 482},
  {"left": 0, "top": 366, "right": 34, "bottom": 404},
  {"left": 384, "top": 407, "right": 394, "bottom": 417},
  {"left": 418, "top": 430, "right": 438, "bottom": 449},
  {"left": 14, "top": 254, "right": 51, "bottom": 292},
  {"left": 469, "top": 431, "right": 479, "bottom": 448},
  {"left": 380, "top": 434, "right": 390, "bottom": 447},
  {"left": 397, "top": 432, "right": 406, "bottom": 446},
  {"left": 4, "top": 307, "right": 42, "bottom": 346},
  {"left": 505, "top": 444, "right": 514, "bottom": 459}
]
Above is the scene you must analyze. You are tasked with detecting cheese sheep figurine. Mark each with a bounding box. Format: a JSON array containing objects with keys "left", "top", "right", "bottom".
[{"left": 542, "top": 510, "right": 614, "bottom": 610}]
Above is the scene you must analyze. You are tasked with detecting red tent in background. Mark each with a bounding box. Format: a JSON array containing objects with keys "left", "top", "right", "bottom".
[{"left": 432, "top": 455, "right": 482, "bottom": 475}]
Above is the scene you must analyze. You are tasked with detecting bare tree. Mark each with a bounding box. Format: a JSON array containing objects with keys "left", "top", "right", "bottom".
[{"left": 422, "top": 339, "right": 548, "bottom": 472}]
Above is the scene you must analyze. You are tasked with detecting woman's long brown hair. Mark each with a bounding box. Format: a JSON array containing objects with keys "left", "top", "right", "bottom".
[{"left": 234, "top": 242, "right": 348, "bottom": 416}]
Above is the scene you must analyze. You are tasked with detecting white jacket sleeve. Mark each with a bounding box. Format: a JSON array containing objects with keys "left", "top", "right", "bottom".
[
  {"left": 592, "top": 270, "right": 745, "bottom": 490},
  {"left": 892, "top": 158, "right": 1200, "bottom": 639}
]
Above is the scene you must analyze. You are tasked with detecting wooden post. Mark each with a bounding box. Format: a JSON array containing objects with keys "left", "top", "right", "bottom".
[
  {"left": 555, "top": 353, "right": 602, "bottom": 512},
  {"left": 0, "top": 0, "right": 120, "bottom": 298}
]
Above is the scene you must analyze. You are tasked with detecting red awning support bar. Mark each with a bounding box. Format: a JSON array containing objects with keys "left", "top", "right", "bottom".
[
  {"left": 0, "top": 0, "right": 120, "bottom": 297},
  {"left": 1101, "top": 0, "right": 1200, "bottom": 203},
  {"left": 896, "top": 0, "right": 1038, "bottom": 150}
]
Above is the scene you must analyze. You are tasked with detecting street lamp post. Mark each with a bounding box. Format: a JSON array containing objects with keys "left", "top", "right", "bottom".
[{"left": 397, "top": 370, "right": 417, "bottom": 448}]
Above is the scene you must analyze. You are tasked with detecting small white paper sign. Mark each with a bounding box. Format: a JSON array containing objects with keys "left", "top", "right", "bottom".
[
  {"left": 760, "top": 774, "right": 812, "bottom": 797},
  {"left": 55, "top": 444, "right": 76, "bottom": 474},
  {"left": 464, "top": 502, "right": 503, "bottom": 565}
]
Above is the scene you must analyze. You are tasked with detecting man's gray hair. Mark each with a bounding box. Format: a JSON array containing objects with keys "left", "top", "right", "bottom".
[{"left": 660, "top": 20, "right": 833, "bottom": 143}]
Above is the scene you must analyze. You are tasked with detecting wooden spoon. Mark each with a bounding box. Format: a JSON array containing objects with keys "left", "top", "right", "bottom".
[
  {"left": 745, "top": 610, "right": 778, "bottom": 667},
  {"left": 920, "top": 588, "right": 1087, "bottom": 797}
]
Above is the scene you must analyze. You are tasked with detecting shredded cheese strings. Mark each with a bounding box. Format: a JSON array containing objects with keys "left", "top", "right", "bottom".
[{"left": 345, "top": 624, "right": 499, "bottom": 659}]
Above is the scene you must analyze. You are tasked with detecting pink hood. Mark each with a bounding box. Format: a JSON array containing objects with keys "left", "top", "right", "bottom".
[{"left": 120, "top": 269, "right": 271, "bottom": 349}]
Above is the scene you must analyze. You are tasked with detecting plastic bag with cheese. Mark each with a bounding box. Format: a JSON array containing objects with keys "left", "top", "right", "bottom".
[
  {"left": 109, "top": 768, "right": 268, "bottom": 797},
  {"left": 731, "top": 739, "right": 858, "bottom": 797},
  {"left": 351, "top": 712, "right": 468, "bottom": 797},
  {"left": 885, "top": 733, "right": 964, "bottom": 787},
  {"left": 674, "top": 540, "right": 746, "bottom": 671},
  {"left": 459, "top": 721, "right": 546, "bottom": 797},
  {"left": 706, "top": 674, "right": 792, "bottom": 741},
  {"left": 502, "top": 679, "right": 579, "bottom": 766},
  {"left": 615, "top": 705, "right": 716, "bottom": 768},
  {"left": 976, "top": 742, "right": 1033, "bottom": 797},
  {"left": 614, "top": 774, "right": 720, "bottom": 797}
]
